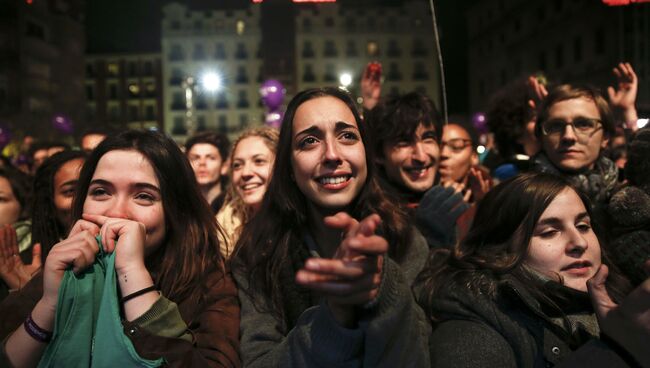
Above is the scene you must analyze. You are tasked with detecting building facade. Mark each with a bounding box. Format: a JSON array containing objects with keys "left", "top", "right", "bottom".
[
  {"left": 0, "top": 0, "right": 85, "bottom": 139},
  {"left": 85, "top": 53, "right": 163, "bottom": 131},
  {"left": 466, "top": 0, "right": 650, "bottom": 115}
]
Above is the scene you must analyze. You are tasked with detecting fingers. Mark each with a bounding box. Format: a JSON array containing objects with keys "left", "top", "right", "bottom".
[
  {"left": 587, "top": 265, "right": 617, "bottom": 320},
  {"left": 68, "top": 219, "right": 101, "bottom": 238},
  {"left": 324, "top": 212, "right": 359, "bottom": 235},
  {"left": 31, "top": 243, "right": 42, "bottom": 268},
  {"left": 463, "top": 189, "right": 472, "bottom": 203},
  {"left": 296, "top": 269, "right": 381, "bottom": 298},
  {"left": 48, "top": 237, "right": 99, "bottom": 274},
  {"left": 82, "top": 213, "right": 110, "bottom": 227},
  {"left": 356, "top": 214, "right": 380, "bottom": 238}
]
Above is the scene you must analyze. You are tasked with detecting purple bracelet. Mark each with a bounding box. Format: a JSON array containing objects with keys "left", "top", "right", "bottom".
[{"left": 23, "top": 313, "right": 52, "bottom": 343}]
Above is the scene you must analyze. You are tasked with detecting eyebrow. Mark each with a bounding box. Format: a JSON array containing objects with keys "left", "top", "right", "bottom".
[
  {"left": 295, "top": 121, "right": 358, "bottom": 137},
  {"left": 536, "top": 212, "right": 590, "bottom": 226},
  {"left": 89, "top": 179, "right": 161, "bottom": 193},
  {"left": 59, "top": 179, "right": 78, "bottom": 187}
]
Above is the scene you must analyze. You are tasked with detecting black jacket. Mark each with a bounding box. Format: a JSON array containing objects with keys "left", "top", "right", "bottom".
[{"left": 426, "top": 276, "right": 637, "bottom": 368}]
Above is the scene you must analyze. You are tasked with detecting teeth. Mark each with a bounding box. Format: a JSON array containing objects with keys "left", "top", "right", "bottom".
[
  {"left": 242, "top": 183, "right": 261, "bottom": 190},
  {"left": 319, "top": 176, "right": 348, "bottom": 185}
]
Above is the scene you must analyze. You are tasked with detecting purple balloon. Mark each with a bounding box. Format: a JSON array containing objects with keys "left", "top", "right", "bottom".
[
  {"left": 52, "top": 114, "right": 74, "bottom": 134},
  {"left": 0, "top": 124, "right": 11, "bottom": 149},
  {"left": 265, "top": 111, "right": 284, "bottom": 129},
  {"left": 472, "top": 112, "right": 488, "bottom": 135},
  {"left": 260, "top": 79, "right": 285, "bottom": 111}
]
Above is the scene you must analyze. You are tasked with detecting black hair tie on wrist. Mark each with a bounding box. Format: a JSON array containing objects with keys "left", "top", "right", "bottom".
[{"left": 121, "top": 285, "right": 157, "bottom": 304}]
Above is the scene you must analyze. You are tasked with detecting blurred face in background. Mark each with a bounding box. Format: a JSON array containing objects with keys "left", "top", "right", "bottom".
[
  {"left": 232, "top": 136, "right": 275, "bottom": 213},
  {"left": 187, "top": 143, "right": 227, "bottom": 188},
  {"left": 81, "top": 134, "right": 107, "bottom": 153},
  {"left": 439, "top": 124, "right": 477, "bottom": 183},
  {"left": 0, "top": 177, "right": 21, "bottom": 226},
  {"left": 53, "top": 158, "right": 85, "bottom": 230}
]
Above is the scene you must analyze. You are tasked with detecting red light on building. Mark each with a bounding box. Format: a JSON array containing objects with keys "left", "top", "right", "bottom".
[
  {"left": 26, "top": 0, "right": 33, "bottom": 4},
  {"left": 602, "top": 0, "right": 650, "bottom": 5}
]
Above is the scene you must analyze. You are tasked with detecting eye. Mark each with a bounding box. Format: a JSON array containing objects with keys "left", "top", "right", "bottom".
[
  {"left": 135, "top": 192, "right": 156, "bottom": 204},
  {"left": 62, "top": 188, "right": 76, "bottom": 197},
  {"left": 89, "top": 187, "right": 109, "bottom": 198},
  {"left": 254, "top": 158, "right": 267, "bottom": 165},
  {"left": 576, "top": 222, "right": 592, "bottom": 232},
  {"left": 298, "top": 136, "right": 318, "bottom": 149},
  {"left": 232, "top": 161, "right": 242, "bottom": 170},
  {"left": 537, "top": 228, "right": 559, "bottom": 238},
  {"left": 340, "top": 131, "right": 359, "bottom": 141}
]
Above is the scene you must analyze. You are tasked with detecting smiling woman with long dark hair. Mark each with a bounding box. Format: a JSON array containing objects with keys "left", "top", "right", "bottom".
[{"left": 232, "top": 87, "right": 430, "bottom": 367}]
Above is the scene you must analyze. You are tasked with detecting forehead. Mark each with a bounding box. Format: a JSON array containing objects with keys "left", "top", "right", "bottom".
[
  {"left": 93, "top": 150, "right": 159, "bottom": 185},
  {"left": 443, "top": 124, "right": 470, "bottom": 140},
  {"left": 55, "top": 158, "right": 84, "bottom": 180},
  {"left": 0, "top": 177, "right": 12, "bottom": 193},
  {"left": 540, "top": 187, "right": 586, "bottom": 218},
  {"left": 292, "top": 96, "right": 357, "bottom": 133},
  {"left": 234, "top": 136, "right": 272, "bottom": 157},
  {"left": 188, "top": 143, "right": 220, "bottom": 156},
  {"left": 548, "top": 97, "right": 600, "bottom": 119}
]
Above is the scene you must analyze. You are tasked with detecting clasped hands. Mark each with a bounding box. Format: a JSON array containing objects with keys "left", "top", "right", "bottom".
[{"left": 295, "top": 213, "right": 387, "bottom": 327}]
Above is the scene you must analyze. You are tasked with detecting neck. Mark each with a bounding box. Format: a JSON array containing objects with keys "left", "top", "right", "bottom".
[
  {"left": 201, "top": 183, "right": 222, "bottom": 204},
  {"left": 306, "top": 203, "right": 344, "bottom": 258}
]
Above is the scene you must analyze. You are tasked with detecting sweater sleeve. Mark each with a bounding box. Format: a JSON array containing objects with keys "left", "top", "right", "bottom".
[
  {"left": 235, "top": 256, "right": 430, "bottom": 368},
  {"left": 429, "top": 320, "right": 518, "bottom": 368},
  {"left": 124, "top": 272, "right": 241, "bottom": 368}
]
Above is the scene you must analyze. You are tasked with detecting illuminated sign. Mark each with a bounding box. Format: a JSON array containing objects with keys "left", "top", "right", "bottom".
[{"left": 602, "top": 0, "right": 650, "bottom": 5}]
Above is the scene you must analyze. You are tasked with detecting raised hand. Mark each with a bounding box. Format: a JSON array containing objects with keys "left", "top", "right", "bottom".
[
  {"left": 296, "top": 213, "right": 387, "bottom": 327},
  {"left": 0, "top": 224, "right": 42, "bottom": 290},
  {"left": 527, "top": 75, "right": 548, "bottom": 110},
  {"left": 587, "top": 263, "right": 650, "bottom": 367},
  {"left": 360, "top": 62, "right": 382, "bottom": 111},
  {"left": 608, "top": 62, "right": 639, "bottom": 130},
  {"left": 467, "top": 167, "right": 492, "bottom": 203}
]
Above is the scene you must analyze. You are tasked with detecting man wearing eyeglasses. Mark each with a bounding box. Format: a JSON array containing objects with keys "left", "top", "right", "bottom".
[{"left": 532, "top": 84, "right": 618, "bottom": 206}]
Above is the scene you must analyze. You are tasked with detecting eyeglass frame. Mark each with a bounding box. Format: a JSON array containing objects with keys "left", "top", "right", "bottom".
[
  {"left": 540, "top": 117, "right": 603, "bottom": 138},
  {"left": 440, "top": 138, "right": 473, "bottom": 153}
]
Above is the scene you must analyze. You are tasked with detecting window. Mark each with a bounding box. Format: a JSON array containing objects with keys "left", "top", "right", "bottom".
[
  {"left": 218, "top": 115, "right": 228, "bottom": 134},
  {"left": 387, "top": 40, "right": 401, "bottom": 58},
  {"left": 303, "top": 64, "right": 316, "bottom": 83},
  {"left": 324, "top": 40, "right": 337, "bottom": 58},
  {"left": 128, "top": 83, "right": 140, "bottom": 97},
  {"left": 108, "top": 84, "right": 118, "bottom": 99},
  {"left": 412, "top": 39, "right": 428, "bottom": 57},
  {"left": 171, "top": 92, "right": 185, "bottom": 110},
  {"left": 107, "top": 63, "right": 120, "bottom": 77},
  {"left": 302, "top": 18, "right": 312, "bottom": 31},
  {"left": 235, "top": 43, "right": 248, "bottom": 59},
  {"left": 128, "top": 61, "right": 137, "bottom": 76},
  {"left": 216, "top": 92, "right": 228, "bottom": 109},
  {"left": 236, "top": 66, "right": 249, "bottom": 84},
  {"left": 143, "top": 61, "right": 153, "bottom": 75},
  {"left": 196, "top": 116, "right": 207, "bottom": 131},
  {"left": 387, "top": 63, "right": 401, "bottom": 81},
  {"left": 145, "top": 105, "right": 155, "bottom": 120},
  {"left": 129, "top": 105, "right": 139, "bottom": 122},
  {"left": 413, "top": 63, "right": 429, "bottom": 80},
  {"left": 169, "top": 44, "right": 184, "bottom": 61},
  {"left": 324, "top": 64, "right": 336, "bottom": 82},
  {"left": 170, "top": 68, "right": 183, "bottom": 85},
  {"left": 196, "top": 95, "right": 208, "bottom": 110},
  {"left": 215, "top": 43, "right": 226, "bottom": 59},
  {"left": 108, "top": 106, "right": 120, "bottom": 121},
  {"left": 193, "top": 44, "right": 206, "bottom": 60},
  {"left": 366, "top": 41, "right": 379, "bottom": 57},
  {"left": 86, "top": 85, "right": 94, "bottom": 100},
  {"left": 172, "top": 117, "right": 186, "bottom": 135},
  {"left": 237, "top": 90, "right": 249, "bottom": 108},
  {"left": 346, "top": 41, "right": 357, "bottom": 57},
  {"left": 302, "top": 41, "right": 315, "bottom": 58}
]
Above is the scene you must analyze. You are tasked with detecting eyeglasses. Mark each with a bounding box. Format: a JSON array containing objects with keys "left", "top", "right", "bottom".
[
  {"left": 541, "top": 117, "right": 602, "bottom": 137},
  {"left": 441, "top": 138, "right": 472, "bottom": 153}
]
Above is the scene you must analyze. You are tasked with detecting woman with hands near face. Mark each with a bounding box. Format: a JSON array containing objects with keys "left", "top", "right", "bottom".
[
  {"left": 0, "top": 131, "right": 240, "bottom": 368},
  {"left": 232, "top": 87, "right": 430, "bottom": 367}
]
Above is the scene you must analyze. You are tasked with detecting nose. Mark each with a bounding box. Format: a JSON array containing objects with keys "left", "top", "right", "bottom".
[
  {"left": 560, "top": 123, "right": 578, "bottom": 142},
  {"left": 566, "top": 227, "right": 588, "bottom": 256},
  {"left": 241, "top": 161, "right": 254, "bottom": 180},
  {"left": 411, "top": 142, "right": 427, "bottom": 163},
  {"left": 323, "top": 138, "right": 342, "bottom": 165},
  {"left": 104, "top": 197, "right": 130, "bottom": 220}
]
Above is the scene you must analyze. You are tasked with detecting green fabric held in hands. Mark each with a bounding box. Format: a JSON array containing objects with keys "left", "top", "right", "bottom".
[{"left": 38, "top": 236, "right": 164, "bottom": 368}]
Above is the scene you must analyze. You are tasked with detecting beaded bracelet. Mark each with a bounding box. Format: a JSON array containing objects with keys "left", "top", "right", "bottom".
[
  {"left": 121, "top": 285, "right": 157, "bottom": 303},
  {"left": 24, "top": 313, "right": 52, "bottom": 343}
]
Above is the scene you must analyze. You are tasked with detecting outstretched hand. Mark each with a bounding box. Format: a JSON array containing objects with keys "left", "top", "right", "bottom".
[
  {"left": 608, "top": 62, "right": 639, "bottom": 130},
  {"left": 587, "top": 262, "right": 650, "bottom": 367},
  {"left": 527, "top": 75, "right": 548, "bottom": 111},
  {"left": 0, "top": 224, "right": 42, "bottom": 290},
  {"left": 296, "top": 213, "right": 387, "bottom": 327},
  {"left": 360, "top": 62, "right": 382, "bottom": 111}
]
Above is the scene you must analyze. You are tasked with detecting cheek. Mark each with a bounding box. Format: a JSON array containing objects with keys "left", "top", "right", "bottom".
[
  {"left": 232, "top": 170, "right": 242, "bottom": 185},
  {"left": 526, "top": 242, "right": 562, "bottom": 271}
]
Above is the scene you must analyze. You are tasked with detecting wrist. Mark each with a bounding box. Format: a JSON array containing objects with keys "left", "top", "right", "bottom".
[{"left": 116, "top": 265, "right": 154, "bottom": 296}]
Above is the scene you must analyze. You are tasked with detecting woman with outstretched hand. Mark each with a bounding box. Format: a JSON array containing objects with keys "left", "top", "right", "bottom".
[{"left": 232, "top": 87, "right": 430, "bottom": 367}]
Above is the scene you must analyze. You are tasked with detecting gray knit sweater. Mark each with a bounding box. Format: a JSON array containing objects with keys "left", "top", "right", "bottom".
[{"left": 234, "top": 228, "right": 431, "bottom": 367}]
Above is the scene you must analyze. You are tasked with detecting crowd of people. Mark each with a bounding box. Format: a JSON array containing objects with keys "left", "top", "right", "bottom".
[{"left": 0, "top": 61, "right": 647, "bottom": 367}]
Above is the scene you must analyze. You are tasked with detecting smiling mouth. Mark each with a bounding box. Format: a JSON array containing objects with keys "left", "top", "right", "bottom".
[
  {"left": 241, "top": 183, "right": 262, "bottom": 191},
  {"left": 317, "top": 175, "right": 351, "bottom": 185}
]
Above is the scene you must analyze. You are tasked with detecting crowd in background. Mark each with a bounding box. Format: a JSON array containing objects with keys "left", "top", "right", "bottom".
[{"left": 0, "top": 61, "right": 647, "bottom": 367}]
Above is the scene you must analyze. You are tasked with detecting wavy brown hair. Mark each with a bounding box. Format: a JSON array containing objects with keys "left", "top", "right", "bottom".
[
  {"left": 232, "top": 87, "right": 411, "bottom": 323},
  {"left": 72, "top": 130, "right": 225, "bottom": 307},
  {"left": 416, "top": 172, "right": 630, "bottom": 319}
]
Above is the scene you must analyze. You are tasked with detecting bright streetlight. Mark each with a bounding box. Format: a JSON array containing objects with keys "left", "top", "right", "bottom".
[
  {"left": 200, "top": 71, "right": 222, "bottom": 92},
  {"left": 339, "top": 72, "right": 352, "bottom": 88}
]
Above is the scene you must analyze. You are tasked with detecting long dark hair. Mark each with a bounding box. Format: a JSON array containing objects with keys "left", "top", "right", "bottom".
[
  {"left": 31, "top": 150, "right": 86, "bottom": 258},
  {"left": 233, "top": 87, "right": 411, "bottom": 322},
  {"left": 71, "top": 130, "right": 225, "bottom": 305},
  {"left": 416, "top": 172, "right": 630, "bottom": 318}
]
